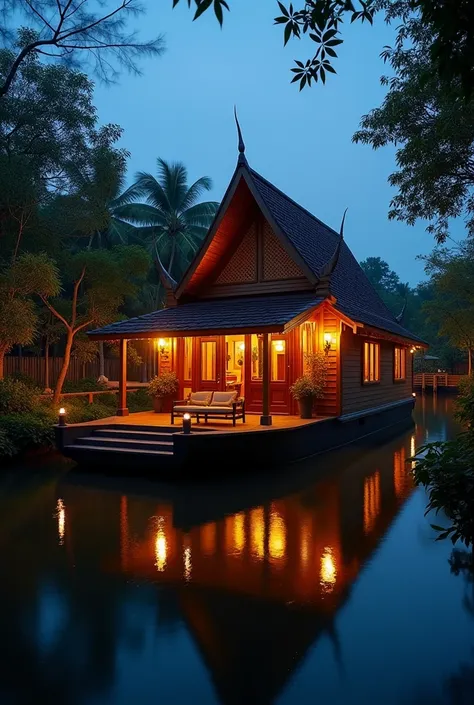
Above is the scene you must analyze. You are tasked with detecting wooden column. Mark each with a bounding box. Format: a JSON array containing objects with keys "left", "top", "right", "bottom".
[
  {"left": 260, "top": 332, "right": 272, "bottom": 426},
  {"left": 117, "top": 338, "right": 129, "bottom": 416}
]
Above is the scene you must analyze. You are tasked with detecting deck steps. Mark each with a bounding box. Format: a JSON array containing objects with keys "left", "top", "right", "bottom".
[{"left": 64, "top": 425, "right": 178, "bottom": 467}]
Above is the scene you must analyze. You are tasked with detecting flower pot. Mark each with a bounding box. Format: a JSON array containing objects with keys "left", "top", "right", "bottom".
[
  {"left": 153, "top": 396, "right": 165, "bottom": 413},
  {"left": 298, "top": 396, "right": 314, "bottom": 419}
]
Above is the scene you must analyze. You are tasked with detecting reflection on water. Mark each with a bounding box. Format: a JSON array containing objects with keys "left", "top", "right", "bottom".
[{"left": 0, "top": 395, "right": 472, "bottom": 705}]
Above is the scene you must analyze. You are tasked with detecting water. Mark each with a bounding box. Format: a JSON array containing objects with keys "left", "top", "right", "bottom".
[{"left": 0, "top": 396, "right": 473, "bottom": 705}]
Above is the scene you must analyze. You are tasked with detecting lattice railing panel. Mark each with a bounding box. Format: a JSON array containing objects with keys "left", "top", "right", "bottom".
[
  {"left": 215, "top": 224, "right": 258, "bottom": 284},
  {"left": 263, "top": 222, "right": 306, "bottom": 280}
]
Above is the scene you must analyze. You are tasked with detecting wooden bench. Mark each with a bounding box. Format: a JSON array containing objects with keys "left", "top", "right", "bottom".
[{"left": 171, "top": 391, "right": 246, "bottom": 427}]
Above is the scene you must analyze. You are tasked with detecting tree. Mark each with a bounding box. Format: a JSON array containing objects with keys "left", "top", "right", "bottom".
[
  {"left": 422, "top": 242, "right": 474, "bottom": 374},
  {"left": 39, "top": 245, "right": 150, "bottom": 403},
  {"left": 0, "top": 252, "right": 60, "bottom": 379},
  {"left": 353, "top": 7, "right": 474, "bottom": 243},
  {"left": 360, "top": 256, "right": 401, "bottom": 296},
  {"left": 114, "top": 158, "right": 219, "bottom": 282},
  {"left": 0, "top": 2, "right": 164, "bottom": 99},
  {"left": 175, "top": 0, "right": 474, "bottom": 95}
]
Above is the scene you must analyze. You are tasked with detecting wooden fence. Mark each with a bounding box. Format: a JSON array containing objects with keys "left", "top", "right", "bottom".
[
  {"left": 5, "top": 356, "right": 144, "bottom": 387},
  {"left": 413, "top": 373, "right": 463, "bottom": 390}
]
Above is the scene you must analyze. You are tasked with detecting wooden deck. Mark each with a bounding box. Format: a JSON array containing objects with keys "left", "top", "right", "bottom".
[{"left": 74, "top": 411, "right": 324, "bottom": 433}]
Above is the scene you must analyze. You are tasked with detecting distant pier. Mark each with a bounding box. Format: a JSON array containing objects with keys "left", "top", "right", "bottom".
[{"left": 414, "top": 373, "right": 462, "bottom": 391}]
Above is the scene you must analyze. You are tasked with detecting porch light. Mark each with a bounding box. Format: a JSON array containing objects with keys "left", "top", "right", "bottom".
[
  {"left": 158, "top": 338, "right": 167, "bottom": 355},
  {"left": 412, "top": 392, "right": 416, "bottom": 397},
  {"left": 239, "top": 343, "right": 245, "bottom": 351},
  {"left": 324, "top": 332, "right": 335, "bottom": 355},
  {"left": 410, "top": 347, "right": 416, "bottom": 354},
  {"left": 58, "top": 407, "right": 67, "bottom": 427},
  {"left": 275, "top": 341, "right": 284, "bottom": 353},
  {"left": 183, "top": 412, "right": 192, "bottom": 434}
]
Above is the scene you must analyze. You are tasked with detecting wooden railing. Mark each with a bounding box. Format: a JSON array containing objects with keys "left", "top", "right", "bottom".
[
  {"left": 40, "top": 385, "right": 147, "bottom": 404},
  {"left": 413, "top": 373, "right": 463, "bottom": 389}
]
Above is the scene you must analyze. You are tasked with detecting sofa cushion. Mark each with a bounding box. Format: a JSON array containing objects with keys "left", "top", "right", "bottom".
[
  {"left": 190, "top": 391, "right": 212, "bottom": 406},
  {"left": 174, "top": 405, "right": 210, "bottom": 413},
  {"left": 210, "top": 391, "right": 237, "bottom": 407}
]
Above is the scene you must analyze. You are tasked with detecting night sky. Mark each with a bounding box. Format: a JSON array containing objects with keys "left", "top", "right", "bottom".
[{"left": 91, "top": 0, "right": 444, "bottom": 285}]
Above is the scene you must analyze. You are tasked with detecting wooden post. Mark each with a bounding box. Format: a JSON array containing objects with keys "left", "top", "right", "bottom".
[
  {"left": 117, "top": 338, "right": 129, "bottom": 416},
  {"left": 260, "top": 333, "right": 272, "bottom": 426}
]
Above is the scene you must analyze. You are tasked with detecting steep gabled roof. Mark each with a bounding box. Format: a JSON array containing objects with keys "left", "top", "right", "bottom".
[{"left": 248, "top": 168, "right": 424, "bottom": 344}]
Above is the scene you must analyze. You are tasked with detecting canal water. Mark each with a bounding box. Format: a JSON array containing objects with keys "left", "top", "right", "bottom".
[{"left": 0, "top": 396, "right": 472, "bottom": 705}]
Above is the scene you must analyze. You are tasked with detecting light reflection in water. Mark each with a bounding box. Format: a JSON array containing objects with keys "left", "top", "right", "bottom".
[
  {"left": 56, "top": 499, "right": 65, "bottom": 546},
  {"left": 155, "top": 516, "right": 167, "bottom": 572},
  {"left": 184, "top": 544, "right": 192, "bottom": 582},
  {"left": 269, "top": 506, "right": 286, "bottom": 562},
  {"left": 200, "top": 522, "right": 216, "bottom": 556},
  {"left": 410, "top": 434, "right": 417, "bottom": 469},
  {"left": 233, "top": 512, "right": 245, "bottom": 555},
  {"left": 320, "top": 546, "right": 337, "bottom": 593},
  {"left": 364, "top": 471, "right": 381, "bottom": 535},
  {"left": 250, "top": 507, "right": 264, "bottom": 560},
  {"left": 300, "top": 518, "right": 311, "bottom": 569}
]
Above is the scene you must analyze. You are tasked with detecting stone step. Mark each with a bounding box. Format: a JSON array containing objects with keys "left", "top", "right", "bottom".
[
  {"left": 66, "top": 443, "right": 174, "bottom": 457},
  {"left": 94, "top": 428, "right": 174, "bottom": 442},
  {"left": 112, "top": 424, "right": 181, "bottom": 434},
  {"left": 75, "top": 435, "right": 174, "bottom": 452}
]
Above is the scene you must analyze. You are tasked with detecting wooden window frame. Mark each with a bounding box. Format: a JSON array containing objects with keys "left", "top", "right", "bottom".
[
  {"left": 393, "top": 346, "right": 407, "bottom": 382},
  {"left": 362, "top": 340, "right": 381, "bottom": 385}
]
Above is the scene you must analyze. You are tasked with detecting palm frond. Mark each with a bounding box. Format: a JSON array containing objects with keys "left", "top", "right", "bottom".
[
  {"left": 183, "top": 201, "right": 219, "bottom": 227},
  {"left": 131, "top": 172, "right": 171, "bottom": 212},
  {"left": 112, "top": 203, "right": 167, "bottom": 227},
  {"left": 180, "top": 176, "right": 214, "bottom": 211},
  {"left": 156, "top": 158, "right": 188, "bottom": 211}
]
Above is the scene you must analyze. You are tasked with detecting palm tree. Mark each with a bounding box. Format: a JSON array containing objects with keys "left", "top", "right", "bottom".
[{"left": 113, "top": 158, "right": 219, "bottom": 281}]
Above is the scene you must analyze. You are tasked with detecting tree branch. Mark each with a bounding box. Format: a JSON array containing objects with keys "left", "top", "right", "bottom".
[
  {"left": 24, "top": 0, "right": 55, "bottom": 32},
  {"left": 40, "top": 296, "right": 71, "bottom": 330},
  {"left": 71, "top": 266, "right": 86, "bottom": 329}
]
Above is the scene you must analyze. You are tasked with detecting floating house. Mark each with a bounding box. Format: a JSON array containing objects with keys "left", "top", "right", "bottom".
[{"left": 58, "top": 121, "right": 425, "bottom": 472}]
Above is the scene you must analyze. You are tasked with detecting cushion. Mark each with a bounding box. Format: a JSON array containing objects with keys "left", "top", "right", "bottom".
[
  {"left": 210, "top": 391, "right": 237, "bottom": 407},
  {"left": 174, "top": 405, "right": 210, "bottom": 413},
  {"left": 189, "top": 391, "right": 212, "bottom": 406}
]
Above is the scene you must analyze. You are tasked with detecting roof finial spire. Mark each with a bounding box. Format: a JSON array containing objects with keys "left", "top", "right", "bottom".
[{"left": 234, "top": 106, "right": 247, "bottom": 164}]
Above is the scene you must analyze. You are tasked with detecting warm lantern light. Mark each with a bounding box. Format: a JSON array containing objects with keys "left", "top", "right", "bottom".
[
  {"left": 269, "top": 507, "right": 286, "bottom": 563},
  {"left": 239, "top": 342, "right": 245, "bottom": 351},
  {"left": 183, "top": 412, "right": 192, "bottom": 434},
  {"left": 323, "top": 332, "right": 335, "bottom": 355},
  {"left": 183, "top": 544, "right": 192, "bottom": 582},
  {"left": 410, "top": 347, "right": 416, "bottom": 354},
  {"left": 412, "top": 392, "right": 416, "bottom": 397},
  {"left": 58, "top": 407, "right": 66, "bottom": 426},
  {"left": 275, "top": 341, "right": 284, "bottom": 353}
]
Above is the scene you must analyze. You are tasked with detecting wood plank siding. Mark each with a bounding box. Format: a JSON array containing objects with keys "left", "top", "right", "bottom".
[
  {"left": 340, "top": 326, "right": 413, "bottom": 414},
  {"left": 318, "top": 307, "right": 340, "bottom": 417}
]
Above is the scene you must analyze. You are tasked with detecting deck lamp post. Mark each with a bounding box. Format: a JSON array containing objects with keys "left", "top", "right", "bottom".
[
  {"left": 58, "top": 407, "right": 67, "bottom": 427},
  {"left": 183, "top": 413, "right": 192, "bottom": 434}
]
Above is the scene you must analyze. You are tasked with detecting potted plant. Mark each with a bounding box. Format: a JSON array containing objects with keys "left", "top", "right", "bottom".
[
  {"left": 290, "top": 352, "right": 328, "bottom": 419},
  {"left": 148, "top": 371, "right": 179, "bottom": 413}
]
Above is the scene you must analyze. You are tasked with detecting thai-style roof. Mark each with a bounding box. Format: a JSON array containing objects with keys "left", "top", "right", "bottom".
[
  {"left": 88, "top": 293, "right": 324, "bottom": 339},
  {"left": 89, "top": 131, "right": 425, "bottom": 345}
]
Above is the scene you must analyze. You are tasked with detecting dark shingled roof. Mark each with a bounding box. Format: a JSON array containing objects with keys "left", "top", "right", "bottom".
[
  {"left": 249, "top": 168, "right": 425, "bottom": 344},
  {"left": 89, "top": 293, "right": 324, "bottom": 337}
]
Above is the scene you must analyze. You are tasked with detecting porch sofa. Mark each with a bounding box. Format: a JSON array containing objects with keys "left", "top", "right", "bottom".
[{"left": 171, "top": 391, "right": 245, "bottom": 427}]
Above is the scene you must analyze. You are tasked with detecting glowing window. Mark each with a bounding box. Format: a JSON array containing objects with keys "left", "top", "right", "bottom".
[
  {"left": 363, "top": 341, "right": 380, "bottom": 383},
  {"left": 394, "top": 347, "right": 406, "bottom": 380},
  {"left": 271, "top": 340, "right": 286, "bottom": 382},
  {"left": 251, "top": 334, "right": 263, "bottom": 380},
  {"left": 201, "top": 341, "right": 216, "bottom": 381},
  {"left": 301, "top": 321, "right": 317, "bottom": 358},
  {"left": 184, "top": 337, "right": 193, "bottom": 380}
]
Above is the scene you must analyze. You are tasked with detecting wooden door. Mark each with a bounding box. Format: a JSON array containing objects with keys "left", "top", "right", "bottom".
[
  {"left": 196, "top": 336, "right": 226, "bottom": 393},
  {"left": 245, "top": 333, "right": 291, "bottom": 414}
]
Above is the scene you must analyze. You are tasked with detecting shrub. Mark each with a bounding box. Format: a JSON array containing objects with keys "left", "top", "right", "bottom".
[
  {"left": 456, "top": 376, "right": 474, "bottom": 426},
  {"left": 148, "top": 371, "right": 179, "bottom": 398},
  {"left": 10, "top": 371, "right": 41, "bottom": 390},
  {"left": 128, "top": 388, "right": 153, "bottom": 412},
  {"left": 0, "top": 378, "right": 40, "bottom": 414},
  {"left": 290, "top": 375, "right": 319, "bottom": 400},
  {"left": 290, "top": 353, "right": 329, "bottom": 401},
  {"left": 0, "top": 427, "right": 16, "bottom": 457},
  {"left": 0, "top": 412, "right": 55, "bottom": 453}
]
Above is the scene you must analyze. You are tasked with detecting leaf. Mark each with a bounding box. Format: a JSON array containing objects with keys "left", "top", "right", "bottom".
[
  {"left": 277, "top": 1, "right": 289, "bottom": 17},
  {"left": 320, "top": 66, "right": 326, "bottom": 84},
  {"left": 326, "top": 38, "right": 343, "bottom": 46},
  {"left": 325, "top": 46, "right": 338, "bottom": 58},
  {"left": 323, "top": 29, "right": 337, "bottom": 42},
  {"left": 284, "top": 22, "right": 292, "bottom": 46},
  {"left": 299, "top": 74, "right": 307, "bottom": 91},
  {"left": 193, "top": 0, "right": 213, "bottom": 21},
  {"left": 214, "top": 0, "right": 223, "bottom": 26}
]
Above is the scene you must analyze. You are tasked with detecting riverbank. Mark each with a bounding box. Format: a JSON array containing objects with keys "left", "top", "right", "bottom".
[{"left": 0, "top": 378, "right": 152, "bottom": 461}]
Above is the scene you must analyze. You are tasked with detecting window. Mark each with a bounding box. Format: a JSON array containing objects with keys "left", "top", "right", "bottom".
[
  {"left": 251, "top": 334, "right": 263, "bottom": 380},
  {"left": 394, "top": 346, "right": 406, "bottom": 380},
  {"left": 363, "top": 341, "right": 380, "bottom": 383},
  {"left": 184, "top": 337, "right": 193, "bottom": 381},
  {"left": 201, "top": 341, "right": 216, "bottom": 381},
  {"left": 271, "top": 339, "right": 286, "bottom": 382}
]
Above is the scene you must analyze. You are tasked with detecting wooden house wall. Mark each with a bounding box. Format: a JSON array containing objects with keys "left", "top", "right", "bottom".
[{"left": 340, "top": 327, "right": 413, "bottom": 414}]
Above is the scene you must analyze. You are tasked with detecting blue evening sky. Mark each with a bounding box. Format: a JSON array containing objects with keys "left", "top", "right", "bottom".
[{"left": 93, "top": 0, "right": 432, "bottom": 285}]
